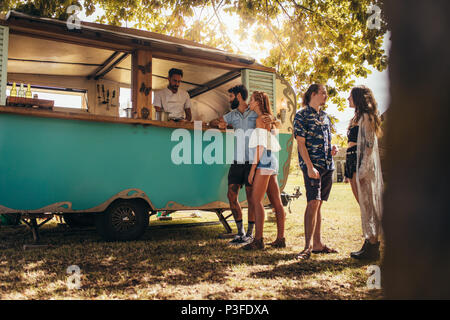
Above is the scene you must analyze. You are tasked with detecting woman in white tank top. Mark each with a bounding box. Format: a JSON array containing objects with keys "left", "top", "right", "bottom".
[{"left": 242, "top": 91, "right": 286, "bottom": 251}]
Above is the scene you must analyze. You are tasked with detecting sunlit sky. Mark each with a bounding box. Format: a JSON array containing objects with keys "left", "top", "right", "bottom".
[{"left": 78, "top": 6, "right": 390, "bottom": 135}]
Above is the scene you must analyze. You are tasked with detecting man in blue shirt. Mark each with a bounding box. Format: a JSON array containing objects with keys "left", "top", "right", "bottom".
[
  {"left": 210, "top": 85, "right": 275, "bottom": 245},
  {"left": 209, "top": 85, "right": 256, "bottom": 244},
  {"left": 294, "top": 84, "right": 338, "bottom": 260}
]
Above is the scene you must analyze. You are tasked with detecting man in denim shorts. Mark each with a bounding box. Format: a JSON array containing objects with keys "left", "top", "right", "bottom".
[{"left": 293, "top": 84, "right": 338, "bottom": 260}]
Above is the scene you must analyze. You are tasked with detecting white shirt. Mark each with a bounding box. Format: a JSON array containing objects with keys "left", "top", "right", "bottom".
[
  {"left": 153, "top": 87, "right": 191, "bottom": 119},
  {"left": 249, "top": 128, "right": 281, "bottom": 152}
]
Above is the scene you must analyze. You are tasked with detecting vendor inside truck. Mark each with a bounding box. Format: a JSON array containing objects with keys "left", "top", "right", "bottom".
[{"left": 153, "top": 68, "right": 192, "bottom": 121}]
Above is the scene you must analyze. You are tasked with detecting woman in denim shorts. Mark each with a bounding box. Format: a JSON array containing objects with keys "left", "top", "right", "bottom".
[{"left": 242, "top": 91, "right": 286, "bottom": 251}]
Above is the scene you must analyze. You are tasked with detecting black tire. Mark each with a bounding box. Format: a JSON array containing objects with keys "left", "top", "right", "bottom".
[
  {"left": 63, "top": 213, "right": 96, "bottom": 228},
  {"left": 95, "top": 200, "right": 149, "bottom": 241}
]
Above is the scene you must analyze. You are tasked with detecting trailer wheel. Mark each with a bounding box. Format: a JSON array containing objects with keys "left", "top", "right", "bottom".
[{"left": 95, "top": 200, "right": 149, "bottom": 241}]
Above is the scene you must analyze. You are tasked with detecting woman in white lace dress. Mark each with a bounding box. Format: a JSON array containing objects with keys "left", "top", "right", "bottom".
[
  {"left": 346, "top": 86, "right": 384, "bottom": 260},
  {"left": 242, "top": 91, "right": 286, "bottom": 250}
]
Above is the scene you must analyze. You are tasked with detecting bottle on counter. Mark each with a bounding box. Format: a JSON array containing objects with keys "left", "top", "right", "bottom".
[
  {"left": 10, "top": 82, "right": 17, "bottom": 97},
  {"left": 25, "top": 84, "right": 32, "bottom": 98},
  {"left": 18, "top": 83, "right": 25, "bottom": 98}
]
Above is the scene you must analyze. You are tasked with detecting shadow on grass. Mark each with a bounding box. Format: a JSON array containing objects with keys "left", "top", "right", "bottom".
[
  {"left": 279, "top": 285, "right": 384, "bottom": 300},
  {"left": 0, "top": 222, "right": 297, "bottom": 297},
  {"left": 250, "top": 258, "right": 374, "bottom": 280},
  {"left": 0, "top": 221, "right": 382, "bottom": 299},
  {"left": 248, "top": 257, "right": 383, "bottom": 300},
  {"left": 0, "top": 218, "right": 231, "bottom": 248}
]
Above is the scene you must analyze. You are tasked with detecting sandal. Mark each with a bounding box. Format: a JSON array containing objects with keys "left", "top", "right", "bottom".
[
  {"left": 268, "top": 238, "right": 286, "bottom": 248},
  {"left": 295, "top": 249, "right": 311, "bottom": 260},
  {"left": 312, "top": 245, "right": 338, "bottom": 254}
]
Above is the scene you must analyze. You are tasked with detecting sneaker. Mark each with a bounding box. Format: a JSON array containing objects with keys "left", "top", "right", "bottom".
[
  {"left": 241, "top": 235, "right": 253, "bottom": 244},
  {"left": 229, "top": 235, "right": 253, "bottom": 245},
  {"left": 229, "top": 235, "right": 244, "bottom": 245}
]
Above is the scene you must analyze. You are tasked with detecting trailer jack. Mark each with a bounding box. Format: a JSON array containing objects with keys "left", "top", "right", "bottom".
[{"left": 21, "top": 214, "right": 54, "bottom": 248}]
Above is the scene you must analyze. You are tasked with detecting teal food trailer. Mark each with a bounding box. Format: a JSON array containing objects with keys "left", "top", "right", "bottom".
[{"left": 0, "top": 11, "right": 297, "bottom": 241}]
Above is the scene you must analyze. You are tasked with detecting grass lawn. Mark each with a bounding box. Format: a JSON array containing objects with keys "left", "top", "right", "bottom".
[{"left": 0, "top": 173, "right": 384, "bottom": 300}]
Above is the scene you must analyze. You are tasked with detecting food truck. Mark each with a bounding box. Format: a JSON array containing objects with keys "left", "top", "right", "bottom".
[{"left": 0, "top": 11, "right": 298, "bottom": 241}]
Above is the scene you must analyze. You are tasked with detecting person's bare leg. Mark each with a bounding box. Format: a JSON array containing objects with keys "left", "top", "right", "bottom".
[
  {"left": 266, "top": 175, "right": 285, "bottom": 240},
  {"left": 228, "top": 184, "right": 244, "bottom": 235},
  {"left": 312, "top": 201, "right": 324, "bottom": 250},
  {"left": 304, "top": 200, "right": 321, "bottom": 250},
  {"left": 250, "top": 171, "right": 270, "bottom": 240},
  {"left": 296, "top": 200, "right": 321, "bottom": 259},
  {"left": 350, "top": 174, "right": 359, "bottom": 204},
  {"left": 245, "top": 186, "right": 255, "bottom": 236},
  {"left": 228, "top": 184, "right": 242, "bottom": 219}
]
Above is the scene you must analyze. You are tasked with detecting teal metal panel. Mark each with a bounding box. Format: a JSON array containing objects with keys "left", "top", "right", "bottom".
[{"left": 0, "top": 114, "right": 291, "bottom": 212}]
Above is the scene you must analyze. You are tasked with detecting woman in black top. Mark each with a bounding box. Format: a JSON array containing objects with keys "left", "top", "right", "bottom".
[
  {"left": 345, "top": 122, "right": 359, "bottom": 200},
  {"left": 346, "top": 86, "right": 383, "bottom": 261}
]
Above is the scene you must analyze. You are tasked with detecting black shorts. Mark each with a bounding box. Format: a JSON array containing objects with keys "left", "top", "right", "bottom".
[
  {"left": 228, "top": 162, "right": 252, "bottom": 187},
  {"left": 302, "top": 166, "right": 333, "bottom": 202},
  {"left": 345, "top": 146, "right": 357, "bottom": 179}
]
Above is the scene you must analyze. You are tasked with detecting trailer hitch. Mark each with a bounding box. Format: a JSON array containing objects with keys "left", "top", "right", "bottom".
[{"left": 280, "top": 186, "right": 302, "bottom": 213}]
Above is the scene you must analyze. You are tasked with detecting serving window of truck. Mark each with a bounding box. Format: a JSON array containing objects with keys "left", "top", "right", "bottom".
[{"left": 0, "top": 11, "right": 297, "bottom": 241}]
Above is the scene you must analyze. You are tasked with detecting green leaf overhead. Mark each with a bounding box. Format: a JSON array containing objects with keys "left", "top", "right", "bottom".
[{"left": 2, "top": 0, "right": 388, "bottom": 110}]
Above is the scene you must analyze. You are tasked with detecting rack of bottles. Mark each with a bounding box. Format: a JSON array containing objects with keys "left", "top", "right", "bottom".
[
  {"left": 7, "top": 82, "right": 54, "bottom": 110},
  {"left": 10, "top": 82, "right": 33, "bottom": 98}
]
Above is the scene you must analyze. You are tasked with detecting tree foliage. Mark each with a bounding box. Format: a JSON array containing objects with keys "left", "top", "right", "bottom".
[
  {"left": 332, "top": 133, "right": 348, "bottom": 148},
  {"left": 1, "top": 0, "right": 388, "bottom": 110}
]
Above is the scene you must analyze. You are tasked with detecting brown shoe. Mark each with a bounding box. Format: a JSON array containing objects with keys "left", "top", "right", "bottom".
[
  {"left": 268, "top": 238, "right": 286, "bottom": 248},
  {"left": 242, "top": 238, "right": 264, "bottom": 250}
]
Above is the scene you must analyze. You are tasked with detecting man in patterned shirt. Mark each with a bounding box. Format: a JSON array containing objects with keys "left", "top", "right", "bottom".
[{"left": 294, "top": 84, "right": 339, "bottom": 260}]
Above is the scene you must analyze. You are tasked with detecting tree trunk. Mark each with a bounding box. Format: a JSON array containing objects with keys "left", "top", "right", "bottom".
[{"left": 383, "top": 0, "right": 450, "bottom": 299}]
